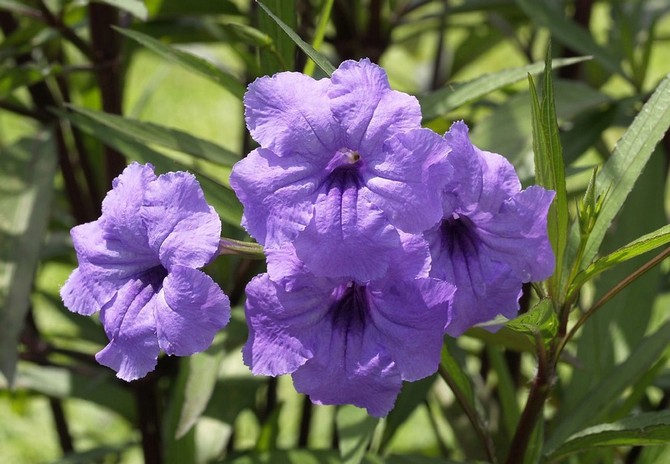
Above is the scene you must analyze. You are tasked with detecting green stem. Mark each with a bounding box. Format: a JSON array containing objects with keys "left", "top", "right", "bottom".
[
  {"left": 438, "top": 365, "right": 497, "bottom": 463},
  {"left": 556, "top": 245, "right": 670, "bottom": 359}
]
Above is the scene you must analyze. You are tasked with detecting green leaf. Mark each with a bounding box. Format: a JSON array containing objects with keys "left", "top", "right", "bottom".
[
  {"left": 222, "top": 450, "right": 347, "bottom": 464},
  {"left": 528, "top": 43, "right": 568, "bottom": 295},
  {"left": 0, "top": 64, "right": 59, "bottom": 99},
  {"left": 564, "top": 74, "right": 670, "bottom": 279},
  {"left": 571, "top": 224, "right": 670, "bottom": 292},
  {"left": 64, "top": 106, "right": 240, "bottom": 167},
  {"left": 506, "top": 299, "right": 558, "bottom": 344},
  {"left": 487, "top": 346, "right": 520, "bottom": 440},
  {"left": 0, "top": 132, "right": 56, "bottom": 385},
  {"left": 95, "top": 0, "right": 148, "bottom": 20},
  {"left": 419, "top": 56, "right": 590, "bottom": 120},
  {"left": 336, "top": 405, "right": 379, "bottom": 464},
  {"left": 514, "top": 0, "right": 623, "bottom": 77},
  {"left": 303, "top": 0, "right": 334, "bottom": 76},
  {"left": 379, "top": 375, "right": 437, "bottom": 452},
  {"left": 58, "top": 109, "right": 243, "bottom": 228},
  {"left": 115, "top": 27, "right": 245, "bottom": 99},
  {"left": 256, "top": 0, "right": 336, "bottom": 76},
  {"left": 256, "top": 0, "right": 296, "bottom": 74},
  {"left": 545, "top": 319, "right": 670, "bottom": 452},
  {"left": 547, "top": 411, "right": 670, "bottom": 460},
  {"left": 0, "top": 0, "right": 39, "bottom": 16}
]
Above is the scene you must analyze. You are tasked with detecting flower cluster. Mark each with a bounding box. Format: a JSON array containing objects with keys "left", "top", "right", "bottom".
[
  {"left": 231, "top": 59, "right": 554, "bottom": 416},
  {"left": 61, "top": 163, "right": 230, "bottom": 381}
]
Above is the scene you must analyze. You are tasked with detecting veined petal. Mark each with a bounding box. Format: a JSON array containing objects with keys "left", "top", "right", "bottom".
[
  {"left": 156, "top": 266, "right": 230, "bottom": 356},
  {"left": 363, "top": 129, "right": 451, "bottom": 233},
  {"left": 245, "top": 72, "right": 342, "bottom": 158},
  {"left": 142, "top": 171, "right": 221, "bottom": 270},
  {"left": 294, "top": 170, "right": 400, "bottom": 281},
  {"left": 474, "top": 186, "right": 555, "bottom": 281},
  {"left": 366, "top": 278, "right": 453, "bottom": 380},
  {"left": 291, "top": 314, "right": 402, "bottom": 418},
  {"left": 230, "top": 148, "right": 320, "bottom": 247},
  {"left": 60, "top": 268, "right": 106, "bottom": 316},
  {"left": 99, "top": 162, "right": 154, "bottom": 251},
  {"left": 242, "top": 274, "right": 329, "bottom": 376},
  {"left": 95, "top": 270, "right": 164, "bottom": 381},
  {"left": 329, "top": 59, "right": 421, "bottom": 157}
]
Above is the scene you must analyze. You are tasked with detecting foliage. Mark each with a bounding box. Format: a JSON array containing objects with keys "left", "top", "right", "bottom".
[{"left": 2, "top": 1, "right": 670, "bottom": 463}]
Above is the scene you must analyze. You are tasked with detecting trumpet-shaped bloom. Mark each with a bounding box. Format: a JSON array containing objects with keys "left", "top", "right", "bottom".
[
  {"left": 425, "top": 122, "right": 555, "bottom": 336},
  {"left": 243, "top": 238, "right": 454, "bottom": 417},
  {"left": 231, "top": 59, "right": 450, "bottom": 281},
  {"left": 61, "top": 163, "right": 230, "bottom": 381}
]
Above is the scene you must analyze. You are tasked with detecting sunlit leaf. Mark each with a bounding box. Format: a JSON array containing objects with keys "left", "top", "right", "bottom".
[
  {"left": 115, "top": 27, "right": 245, "bottom": 99},
  {"left": 257, "top": 0, "right": 336, "bottom": 76},
  {"left": 336, "top": 405, "right": 379, "bottom": 464},
  {"left": 419, "top": 56, "right": 590, "bottom": 120},
  {"left": 0, "top": 132, "right": 56, "bottom": 385},
  {"left": 547, "top": 411, "right": 670, "bottom": 460},
  {"left": 95, "top": 0, "right": 148, "bottom": 20}
]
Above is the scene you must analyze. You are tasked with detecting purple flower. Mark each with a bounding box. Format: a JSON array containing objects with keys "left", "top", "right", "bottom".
[
  {"left": 60, "top": 163, "right": 230, "bottom": 381},
  {"left": 231, "top": 59, "right": 450, "bottom": 281},
  {"left": 424, "top": 122, "right": 555, "bottom": 336},
  {"left": 242, "top": 238, "right": 454, "bottom": 417}
]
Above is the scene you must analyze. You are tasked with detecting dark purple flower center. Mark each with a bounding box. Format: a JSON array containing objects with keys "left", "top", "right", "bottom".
[
  {"left": 329, "top": 282, "right": 369, "bottom": 334},
  {"left": 439, "top": 213, "right": 479, "bottom": 257}
]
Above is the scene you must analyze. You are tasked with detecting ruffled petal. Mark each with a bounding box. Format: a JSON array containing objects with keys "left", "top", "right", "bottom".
[
  {"left": 95, "top": 270, "right": 164, "bottom": 381},
  {"left": 244, "top": 72, "right": 343, "bottom": 158},
  {"left": 99, "top": 162, "right": 154, "bottom": 251},
  {"left": 62, "top": 221, "right": 158, "bottom": 316},
  {"left": 230, "top": 148, "right": 320, "bottom": 247},
  {"left": 329, "top": 59, "right": 421, "bottom": 157},
  {"left": 242, "top": 274, "right": 330, "bottom": 376},
  {"left": 293, "top": 172, "right": 401, "bottom": 281},
  {"left": 426, "top": 220, "right": 523, "bottom": 336},
  {"left": 366, "top": 277, "right": 453, "bottom": 380},
  {"left": 156, "top": 266, "right": 230, "bottom": 356},
  {"left": 474, "top": 186, "right": 555, "bottom": 281},
  {"left": 291, "top": 312, "right": 403, "bottom": 418},
  {"left": 363, "top": 128, "right": 451, "bottom": 233}
]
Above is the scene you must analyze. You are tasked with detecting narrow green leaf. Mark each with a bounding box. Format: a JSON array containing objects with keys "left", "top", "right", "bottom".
[
  {"left": 514, "top": 0, "right": 623, "bottom": 77},
  {"left": 564, "top": 74, "right": 670, "bottom": 278},
  {"left": 571, "top": 224, "right": 670, "bottom": 292},
  {"left": 114, "top": 27, "right": 245, "bottom": 99},
  {"left": 419, "top": 56, "right": 590, "bottom": 120},
  {"left": 58, "top": 109, "right": 243, "bottom": 228},
  {"left": 174, "top": 314, "right": 249, "bottom": 438},
  {"left": 547, "top": 411, "right": 670, "bottom": 460},
  {"left": 528, "top": 44, "right": 568, "bottom": 295},
  {"left": 223, "top": 450, "right": 346, "bottom": 464},
  {"left": 506, "top": 299, "right": 558, "bottom": 343},
  {"left": 65, "top": 106, "right": 240, "bottom": 167},
  {"left": 487, "top": 346, "right": 520, "bottom": 440},
  {"left": 379, "top": 375, "right": 436, "bottom": 451},
  {"left": 0, "top": 0, "right": 39, "bottom": 16},
  {"left": 257, "top": 0, "right": 296, "bottom": 74},
  {"left": 257, "top": 0, "right": 336, "bottom": 76},
  {"left": 336, "top": 405, "right": 379, "bottom": 464},
  {"left": 546, "top": 319, "right": 670, "bottom": 451},
  {"left": 0, "top": 132, "right": 56, "bottom": 385},
  {"left": 95, "top": 0, "right": 148, "bottom": 20},
  {"left": 303, "top": 0, "right": 335, "bottom": 76},
  {"left": 0, "top": 64, "right": 59, "bottom": 99},
  {"left": 440, "top": 341, "right": 476, "bottom": 408}
]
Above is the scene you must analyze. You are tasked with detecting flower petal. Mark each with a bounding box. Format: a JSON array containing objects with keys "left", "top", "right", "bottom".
[
  {"left": 366, "top": 277, "right": 453, "bottom": 380},
  {"left": 95, "top": 271, "right": 164, "bottom": 381},
  {"left": 244, "top": 72, "right": 342, "bottom": 158},
  {"left": 230, "top": 148, "right": 320, "bottom": 247},
  {"left": 363, "top": 128, "right": 451, "bottom": 233},
  {"left": 99, "top": 162, "right": 154, "bottom": 251},
  {"left": 293, "top": 173, "right": 401, "bottom": 281},
  {"left": 142, "top": 171, "right": 221, "bottom": 270},
  {"left": 329, "top": 59, "right": 421, "bottom": 157},
  {"left": 156, "top": 266, "right": 230, "bottom": 356},
  {"left": 242, "top": 274, "right": 329, "bottom": 376},
  {"left": 291, "top": 316, "right": 403, "bottom": 418}
]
